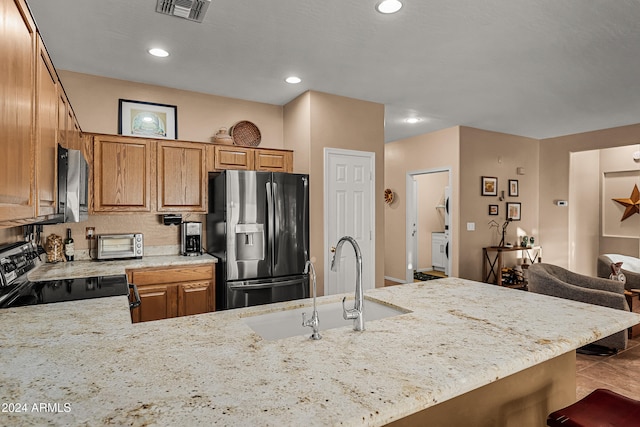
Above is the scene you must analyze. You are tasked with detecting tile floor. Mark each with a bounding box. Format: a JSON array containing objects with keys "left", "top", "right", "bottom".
[{"left": 576, "top": 336, "right": 640, "bottom": 400}]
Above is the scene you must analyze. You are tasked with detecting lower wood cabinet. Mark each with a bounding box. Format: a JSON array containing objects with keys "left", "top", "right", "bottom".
[{"left": 128, "top": 263, "right": 215, "bottom": 323}]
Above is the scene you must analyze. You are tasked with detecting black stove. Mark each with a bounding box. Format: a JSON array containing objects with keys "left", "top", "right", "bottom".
[{"left": 0, "top": 241, "right": 136, "bottom": 309}]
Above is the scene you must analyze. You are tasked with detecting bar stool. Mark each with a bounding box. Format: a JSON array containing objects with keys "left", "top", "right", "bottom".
[{"left": 547, "top": 389, "right": 640, "bottom": 427}]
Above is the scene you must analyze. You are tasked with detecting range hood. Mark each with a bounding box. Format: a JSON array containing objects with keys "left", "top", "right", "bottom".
[{"left": 156, "top": 0, "right": 211, "bottom": 23}]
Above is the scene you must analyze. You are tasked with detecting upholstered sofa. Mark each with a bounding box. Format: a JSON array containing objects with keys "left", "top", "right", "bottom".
[
  {"left": 528, "top": 263, "right": 629, "bottom": 351},
  {"left": 597, "top": 254, "right": 640, "bottom": 291}
]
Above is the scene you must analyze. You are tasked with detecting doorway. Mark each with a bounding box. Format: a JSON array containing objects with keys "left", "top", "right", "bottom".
[
  {"left": 406, "top": 168, "right": 452, "bottom": 283},
  {"left": 324, "top": 148, "right": 376, "bottom": 295}
]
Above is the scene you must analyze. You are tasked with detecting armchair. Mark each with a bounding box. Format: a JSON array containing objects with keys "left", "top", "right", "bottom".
[
  {"left": 597, "top": 254, "right": 640, "bottom": 291},
  {"left": 528, "top": 263, "right": 629, "bottom": 351}
]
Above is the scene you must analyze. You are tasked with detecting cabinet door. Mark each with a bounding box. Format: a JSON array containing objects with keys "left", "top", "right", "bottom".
[
  {"left": 157, "top": 141, "right": 206, "bottom": 212},
  {"left": 255, "top": 149, "right": 292, "bottom": 172},
  {"left": 214, "top": 145, "right": 255, "bottom": 170},
  {"left": 35, "top": 35, "right": 58, "bottom": 217},
  {"left": 0, "top": 0, "right": 36, "bottom": 222},
  {"left": 93, "top": 135, "right": 152, "bottom": 212},
  {"left": 177, "top": 280, "right": 215, "bottom": 317},
  {"left": 57, "top": 90, "right": 68, "bottom": 148},
  {"left": 128, "top": 264, "right": 215, "bottom": 322},
  {"left": 130, "top": 284, "right": 178, "bottom": 323},
  {"left": 68, "top": 107, "right": 78, "bottom": 150}
]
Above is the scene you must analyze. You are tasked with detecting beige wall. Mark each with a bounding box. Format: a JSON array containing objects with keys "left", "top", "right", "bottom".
[
  {"left": 58, "top": 70, "right": 284, "bottom": 148},
  {"left": 384, "top": 127, "right": 460, "bottom": 281},
  {"left": 459, "top": 127, "right": 540, "bottom": 282},
  {"left": 285, "top": 91, "right": 385, "bottom": 295},
  {"left": 283, "top": 92, "right": 311, "bottom": 174},
  {"left": 568, "top": 150, "right": 600, "bottom": 274},
  {"left": 540, "top": 124, "right": 640, "bottom": 267}
]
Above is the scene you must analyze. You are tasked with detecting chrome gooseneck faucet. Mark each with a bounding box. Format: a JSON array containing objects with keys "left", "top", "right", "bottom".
[
  {"left": 302, "top": 259, "right": 321, "bottom": 340},
  {"left": 331, "top": 236, "right": 364, "bottom": 331}
]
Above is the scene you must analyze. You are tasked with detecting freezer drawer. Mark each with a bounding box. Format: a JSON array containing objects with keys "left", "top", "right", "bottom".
[{"left": 226, "top": 275, "right": 308, "bottom": 310}]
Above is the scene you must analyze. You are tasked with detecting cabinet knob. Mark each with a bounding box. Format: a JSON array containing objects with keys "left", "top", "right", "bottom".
[{"left": 330, "top": 246, "right": 336, "bottom": 253}]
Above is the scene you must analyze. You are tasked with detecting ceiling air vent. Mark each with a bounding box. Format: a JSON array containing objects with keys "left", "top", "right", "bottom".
[{"left": 156, "top": 0, "right": 211, "bottom": 23}]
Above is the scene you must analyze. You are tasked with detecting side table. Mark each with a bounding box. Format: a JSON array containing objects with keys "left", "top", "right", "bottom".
[
  {"left": 482, "top": 246, "right": 542, "bottom": 287},
  {"left": 624, "top": 290, "right": 640, "bottom": 338}
]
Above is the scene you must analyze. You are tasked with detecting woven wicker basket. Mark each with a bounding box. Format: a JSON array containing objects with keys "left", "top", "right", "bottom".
[{"left": 230, "top": 121, "right": 261, "bottom": 146}]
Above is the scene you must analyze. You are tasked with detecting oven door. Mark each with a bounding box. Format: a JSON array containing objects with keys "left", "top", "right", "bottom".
[{"left": 226, "top": 275, "right": 308, "bottom": 310}]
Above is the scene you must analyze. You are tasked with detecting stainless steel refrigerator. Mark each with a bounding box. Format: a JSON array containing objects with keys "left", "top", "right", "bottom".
[{"left": 207, "top": 170, "right": 309, "bottom": 310}]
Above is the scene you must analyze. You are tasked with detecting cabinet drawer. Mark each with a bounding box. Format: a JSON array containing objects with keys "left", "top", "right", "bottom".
[{"left": 129, "top": 264, "right": 214, "bottom": 286}]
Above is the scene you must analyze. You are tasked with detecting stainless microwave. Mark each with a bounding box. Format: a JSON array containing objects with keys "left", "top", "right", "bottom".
[{"left": 96, "top": 234, "right": 143, "bottom": 260}]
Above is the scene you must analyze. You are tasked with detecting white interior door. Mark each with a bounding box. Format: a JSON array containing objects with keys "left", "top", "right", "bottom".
[{"left": 324, "top": 148, "right": 375, "bottom": 295}]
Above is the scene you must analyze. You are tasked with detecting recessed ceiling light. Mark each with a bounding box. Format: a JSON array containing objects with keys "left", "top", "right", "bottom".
[
  {"left": 405, "top": 118, "right": 421, "bottom": 124},
  {"left": 285, "top": 76, "right": 302, "bottom": 84},
  {"left": 376, "top": 0, "right": 403, "bottom": 14},
  {"left": 148, "top": 48, "right": 169, "bottom": 58}
]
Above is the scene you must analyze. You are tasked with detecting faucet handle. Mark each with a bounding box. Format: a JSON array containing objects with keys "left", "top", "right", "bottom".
[
  {"left": 342, "top": 296, "right": 358, "bottom": 320},
  {"left": 302, "top": 312, "right": 309, "bottom": 327}
]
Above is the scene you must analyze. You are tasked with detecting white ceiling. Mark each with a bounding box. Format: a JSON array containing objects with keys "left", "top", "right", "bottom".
[{"left": 26, "top": 0, "right": 640, "bottom": 143}]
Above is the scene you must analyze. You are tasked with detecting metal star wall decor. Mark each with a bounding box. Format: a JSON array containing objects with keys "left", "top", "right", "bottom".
[{"left": 612, "top": 184, "right": 640, "bottom": 221}]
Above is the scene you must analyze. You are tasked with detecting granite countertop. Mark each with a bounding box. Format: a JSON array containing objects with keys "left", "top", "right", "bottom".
[
  {"left": 1, "top": 278, "right": 638, "bottom": 426},
  {"left": 27, "top": 253, "right": 217, "bottom": 281}
]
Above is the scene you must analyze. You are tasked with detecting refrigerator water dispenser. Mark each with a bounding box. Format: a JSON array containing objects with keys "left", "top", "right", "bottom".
[{"left": 235, "top": 223, "right": 264, "bottom": 261}]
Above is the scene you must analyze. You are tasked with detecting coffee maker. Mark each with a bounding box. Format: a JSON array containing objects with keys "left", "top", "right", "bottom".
[{"left": 181, "top": 222, "right": 202, "bottom": 256}]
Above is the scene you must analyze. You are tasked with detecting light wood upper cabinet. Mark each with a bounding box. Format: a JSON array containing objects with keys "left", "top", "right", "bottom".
[
  {"left": 93, "top": 135, "right": 152, "bottom": 212},
  {"left": 213, "top": 145, "right": 255, "bottom": 170},
  {"left": 35, "top": 34, "right": 58, "bottom": 218},
  {"left": 0, "top": 0, "right": 37, "bottom": 223},
  {"left": 212, "top": 145, "right": 293, "bottom": 173},
  {"left": 57, "top": 89, "right": 68, "bottom": 148},
  {"left": 255, "top": 149, "right": 292, "bottom": 172},
  {"left": 157, "top": 141, "right": 206, "bottom": 212}
]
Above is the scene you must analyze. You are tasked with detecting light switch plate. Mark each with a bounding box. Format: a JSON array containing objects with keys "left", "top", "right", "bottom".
[{"left": 466, "top": 222, "right": 475, "bottom": 231}]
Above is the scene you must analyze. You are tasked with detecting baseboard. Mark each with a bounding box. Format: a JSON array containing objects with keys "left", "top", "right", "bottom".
[{"left": 384, "top": 276, "right": 405, "bottom": 284}]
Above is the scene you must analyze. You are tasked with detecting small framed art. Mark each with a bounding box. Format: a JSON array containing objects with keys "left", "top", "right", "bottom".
[
  {"left": 118, "top": 99, "right": 177, "bottom": 139},
  {"left": 506, "top": 202, "right": 521, "bottom": 221},
  {"left": 508, "top": 179, "right": 519, "bottom": 197},
  {"left": 489, "top": 204, "right": 498, "bottom": 216},
  {"left": 481, "top": 176, "right": 498, "bottom": 196}
]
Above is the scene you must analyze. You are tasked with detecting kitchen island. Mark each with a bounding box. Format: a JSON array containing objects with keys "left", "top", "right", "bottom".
[{"left": 0, "top": 278, "right": 638, "bottom": 426}]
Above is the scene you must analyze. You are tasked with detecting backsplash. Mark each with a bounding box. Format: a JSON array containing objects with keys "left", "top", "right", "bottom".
[
  {"left": 42, "top": 213, "right": 207, "bottom": 255},
  {"left": 0, "top": 228, "right": 23, "bottom": 245}
]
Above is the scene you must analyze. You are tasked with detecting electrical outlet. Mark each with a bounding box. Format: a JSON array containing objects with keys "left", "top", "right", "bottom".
[{"left": 86, "top": 227, "right": 95, "bottom": 239}]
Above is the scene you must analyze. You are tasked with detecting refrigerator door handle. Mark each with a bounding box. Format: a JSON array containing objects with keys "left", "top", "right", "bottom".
[
  {"left": 266, "top": 181, "right": 275, "bottom": 267},
  {"left": 302, "top": 176, "right": 309, "bottom": 262},
  {"left": 228, "top": 278, "right": 305, "bottom": 290},
  {"left": 272, "top": 181, "right": 280, "bottom": 267}
]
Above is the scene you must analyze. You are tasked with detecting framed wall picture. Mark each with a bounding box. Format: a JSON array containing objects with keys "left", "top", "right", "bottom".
[
  {"left": 508, "top": 179, "right": 519, "bottom": 197},
  {"left": 481, "top": 176, "right": 498, "bottom": 196},
  {"left": 506, "top": 202, "right": 521, "bottom": 221},
  {"left": 118, "top": 99, "right": 177, "bottom": 139},
  {"left": 489, "top": 204, "right": 499, "bottom": 216}
]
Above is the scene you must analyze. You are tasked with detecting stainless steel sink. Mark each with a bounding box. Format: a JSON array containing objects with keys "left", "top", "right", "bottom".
[{"left": 243, "top": 297, "right": 410, "bottom": 340}]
